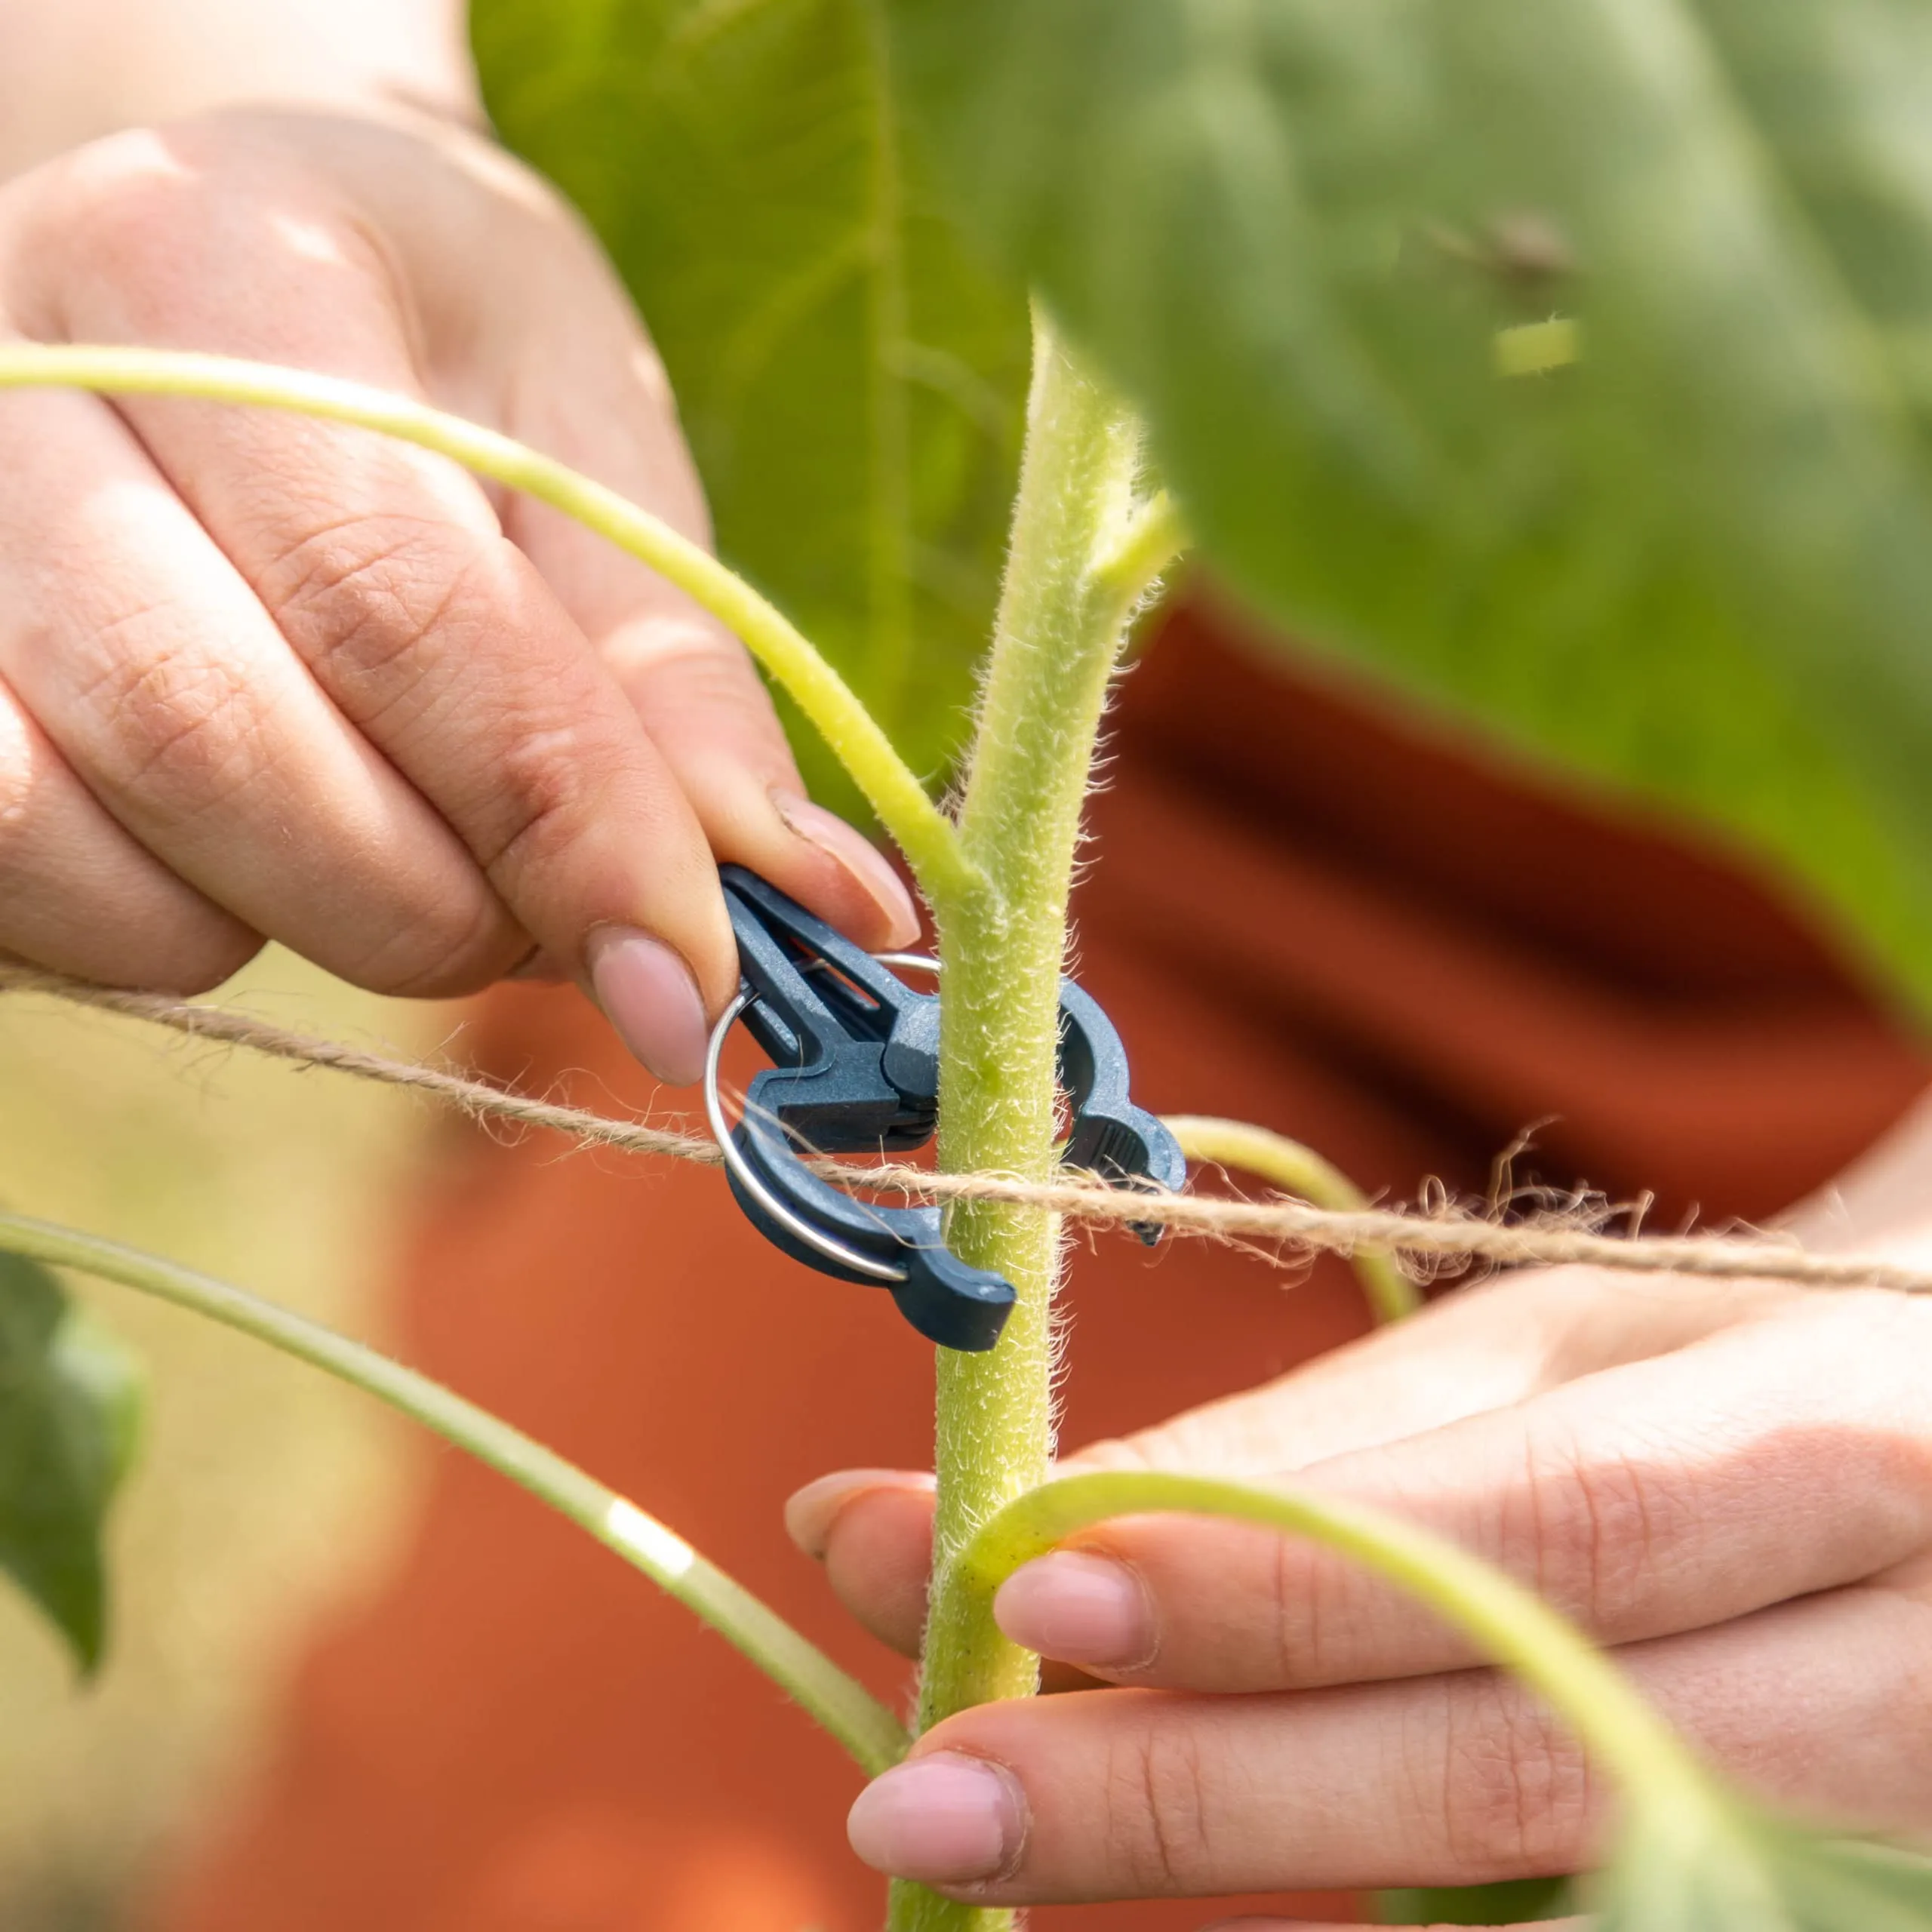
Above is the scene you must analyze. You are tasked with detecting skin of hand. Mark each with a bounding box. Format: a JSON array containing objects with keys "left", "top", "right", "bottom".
[
  {"left": 0, "top": 86, "right": 918, "bottom": 1081},
  {"left": 786, "top": 1097, "right": 1932, "bottom": 1927}
]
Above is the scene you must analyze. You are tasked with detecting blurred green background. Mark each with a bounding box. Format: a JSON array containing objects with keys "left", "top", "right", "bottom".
[{"left": 0, "top": 963, "right": 442, "bottom": 1930}]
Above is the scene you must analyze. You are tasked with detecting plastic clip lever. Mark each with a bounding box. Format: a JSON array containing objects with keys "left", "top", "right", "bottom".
[
  {"left": 706, "top": 867, "right": 1184, "bottom": 1353},
  {"left": 1056, "top": 980, "right": 1188, "bottom": 1242}
]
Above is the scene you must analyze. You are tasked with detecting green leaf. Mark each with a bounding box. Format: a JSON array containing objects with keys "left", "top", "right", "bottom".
[
  {"left": 1592, "top": 1799, "right": 1932, "bottom": 1930},
  {"left": 0, "top": 1251, "right": 143, "bottom": 1672},
  {"left": 470, "top": 0, "right": 1030, "bottom": 808},
  {"left": 1379, "top": 1876, "right": 1579, "bottom": 1924},
  {"left": 885, "top": 0, "right": 1932, "bottom": 1013},
  {"left": 1768, "top": 1836, "right": 1932, "bottom": 1928}
]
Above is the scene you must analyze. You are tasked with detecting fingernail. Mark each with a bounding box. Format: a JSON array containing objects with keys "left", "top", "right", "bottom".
[
  {"left": 847, "top": 1752, "right": 1025, "bottom": 1884},
  {"left": 995, "top": 1550, "right": 1154, "bottom": 1669},
  {"left": 585, "top": 926, "right": 709, "bottom": 1086},
  {"left": 771, "top": 790, "right": 921, "bottom": 949},
  {"left": 784, "top": 1468, "right": 934, "bottom": 1560}
]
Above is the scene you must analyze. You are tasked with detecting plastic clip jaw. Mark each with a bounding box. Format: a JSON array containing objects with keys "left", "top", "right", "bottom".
[
  {"left": 721, "top": 867, "right": 937, "bottom": 1152},
  {"left": 717, "top": 869, "right": 1011, "bottom": 1352},
  {"left": 1056, "top": 981, "right": 1189, "bottom": 1244},
  {"left": 723, "top": 1096, "right": 1016, "bottom": 1352},
  {"left": 710, "top": 868, "right": 1183, "bottom": 1353}
]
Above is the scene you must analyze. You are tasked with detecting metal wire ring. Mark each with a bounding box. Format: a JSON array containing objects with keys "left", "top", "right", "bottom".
[{"left": 703, "top": 957, "right": 936, "bottom": 1283}]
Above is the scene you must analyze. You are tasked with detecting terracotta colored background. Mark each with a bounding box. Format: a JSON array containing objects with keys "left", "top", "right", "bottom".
[{"left": 144, "top": 608, "right": 1930, "bottom": 1930}]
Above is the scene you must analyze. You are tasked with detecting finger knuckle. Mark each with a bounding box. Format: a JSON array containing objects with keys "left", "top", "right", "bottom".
[
  {"left": 137, "top": 922, "right": 264, "bottom": 996},
  {"left": 37, "top": 900, "right": 260, "bottom": 996},
  {"left": 1809, "top": 1290, "right": 1932, "bottom": 1397},
  {"left": 72, "top": 628, "right": 263, "bottom": 814},
  {"left": 29, "top": 125, "right": 383, "bottom": 315},
  {"left": 1102, "top": 1725, "right": 1216, "bottom": 1894},
  {"left": 0, "top": 698, "right": 251, "bottom": 988},
  {"left": 29, "top": 140, "right": 250, "bottom": 316},
  {"left": 257, "top": 514, "right": 480, "bottom": 700},
  {"left": 1275, "top": 1531, "right": 1355, "bottom": 1684},
  {"left": 608, "top": 624, "right": 760, "bottom": 710},
  {"left": 471, "top": 715, "right": 657, "bottom": 890},
  {"left": 475, "top": 723, "right": 603, "bottom": 868},
  {"left": 1519, "top": 1423, "right": 1691, "bottom": 1631},
  {"left": 334, "top": 889, "right": 518, "bottom": 1000},
  {"left": 37, "top": 132, "right": 210, "bottom": 266},
  {"left": 1760, "top": 1294, "right": 1932, "bottom": 1481},
  {"left": 1436, "top": 1675, "right": 1592, "bottom": 1877}
]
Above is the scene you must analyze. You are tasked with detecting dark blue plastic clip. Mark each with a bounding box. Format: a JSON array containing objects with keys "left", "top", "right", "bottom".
[{"left": 704, "top": 866, "right": 1184, "bottom": 1353}]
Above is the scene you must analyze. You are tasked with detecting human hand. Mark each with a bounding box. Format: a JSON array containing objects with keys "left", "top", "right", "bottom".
[
  {"left": 0, "top": 105, "right": 916, "bottom": 1081},
  {"left": 790, "top": 1268, "right": 1932, "bottom": 1921}
]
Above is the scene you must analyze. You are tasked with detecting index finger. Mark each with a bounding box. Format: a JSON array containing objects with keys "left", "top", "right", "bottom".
[
  {"left": 795, "top": 1266, "right": 1791, "bottom": 1660},
  {"left": 994, "top": 1291, "right": 1932, "bottom": 1691},
  {"left": 498, "top": 331, "right": 923, "bottom": 954}
]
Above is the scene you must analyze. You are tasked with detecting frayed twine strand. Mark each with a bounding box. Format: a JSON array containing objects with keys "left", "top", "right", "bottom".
[{"left": 8, "top": 964, "right": 1930, "bottom": 1297}]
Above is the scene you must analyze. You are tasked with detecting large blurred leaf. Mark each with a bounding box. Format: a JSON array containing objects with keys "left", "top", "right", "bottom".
[
  {"left": 0, "top": 1251, "right": 141, "bottom": 1672},
  {"left": 886, "top": 0, "right": 1932, "bottom": 1013},
  {"left": 1594, "top": 1802, "right": 1932, "bottom": 1930},
  {"left": 472, "top": 0, "right": 1029, "bottom": 803}
]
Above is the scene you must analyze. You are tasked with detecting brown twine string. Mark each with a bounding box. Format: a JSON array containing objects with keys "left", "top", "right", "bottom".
[{"left": 6, "top": 964, "right": 1930, "bottom": 1296}]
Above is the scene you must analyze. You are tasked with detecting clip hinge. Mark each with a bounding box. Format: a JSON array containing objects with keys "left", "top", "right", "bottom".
[{"left": 708, "top": 867, "right": 1184, "bottom": 1352}]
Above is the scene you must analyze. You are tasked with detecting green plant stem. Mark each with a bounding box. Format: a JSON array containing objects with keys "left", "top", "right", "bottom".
[
  {"left": 894, "top": 312, "right": 1177, "bottom": 1932},
  {"left": 0, "top": 343, "right": 977, "bottom": 906},
  {"left": 960, "top": 1470, "right": 1716, "bottom": 1817},
  {"left": 0, "top": 1209, "right": 908, "bottom": 1777},
  {"left": 1165, "top": 1115, "right": 1421, "bottom": 1323}
]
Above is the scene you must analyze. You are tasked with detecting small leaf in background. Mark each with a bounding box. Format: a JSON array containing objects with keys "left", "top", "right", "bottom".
[
  {"left": 471, "top": 0, "right": 1031, "bottom": 812},
  {"left": 885, "top": 0, "right": 1932, "bottom": 1017},
  {"left": 0, "top": 1250, "right": 143, "bottom": 1672}
]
